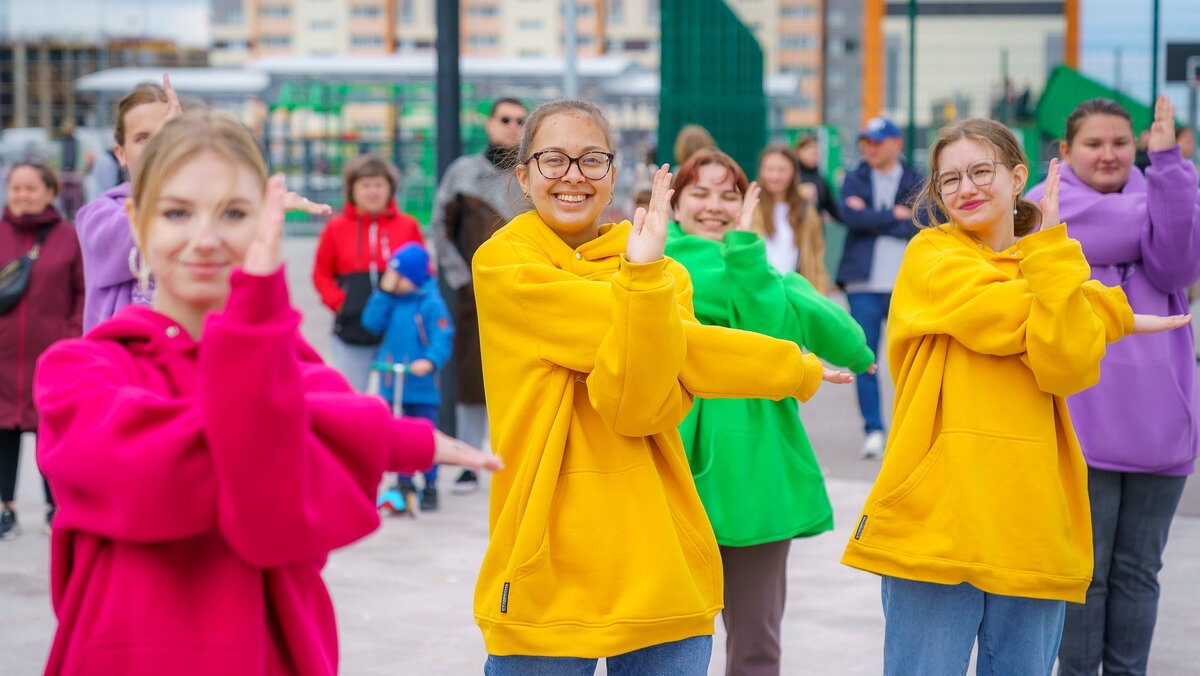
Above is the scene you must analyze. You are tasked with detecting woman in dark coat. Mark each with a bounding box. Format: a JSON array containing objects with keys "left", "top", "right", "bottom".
[{"left": 0, "top": 163, "right": 84, "bottom": 539}]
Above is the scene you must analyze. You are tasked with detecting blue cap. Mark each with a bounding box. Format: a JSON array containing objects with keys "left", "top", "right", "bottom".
[
  {"left": 859, "top": 117, "right": 902, "bottom": 142},
  {"left": 388, "top": 243, "right": 431, "bottom": 288}
]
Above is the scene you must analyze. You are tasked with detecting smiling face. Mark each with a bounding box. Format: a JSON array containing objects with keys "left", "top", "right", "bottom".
[
  {"left": 114, "top": 100, "right": 171, "bottom": 181},
  {"left": 351, "top": 174, "right": 392, "bottom": 215},
  {"left": 515, "top": 111, "right": 615, "bottom": 248},
  {"left": 6, "top": 166, "right": 56, "bottom": 216},
  {"left": 131, "top": 150, "right": 263, "bottom": 314},
  {"left": 935, "top": 138, "right": 1027, "bottom": 243},
  {"left": 676, "top": 163, "right": 743, "bottom": 241},
  {"left": 757, "top": 151, "right": 795, "bottom": 198},
  {"left": 1061, "top": 114, "right": 1135, "bottom": 194}
]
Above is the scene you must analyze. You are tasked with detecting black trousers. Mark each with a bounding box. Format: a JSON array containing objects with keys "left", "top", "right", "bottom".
[{"left": 0, "top": 428, "right": 53, "bottom": 505}]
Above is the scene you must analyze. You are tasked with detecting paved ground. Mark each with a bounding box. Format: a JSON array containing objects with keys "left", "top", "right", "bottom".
[{"left": 2, "top": 236, "right": 1198, "bottom": 674}]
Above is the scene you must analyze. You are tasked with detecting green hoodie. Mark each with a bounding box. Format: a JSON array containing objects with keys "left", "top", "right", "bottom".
[{"left": 665, "top": 224, "right": 875, "bottom": 546}]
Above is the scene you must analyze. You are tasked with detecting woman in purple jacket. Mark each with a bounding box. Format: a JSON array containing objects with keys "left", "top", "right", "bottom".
[{"left": 1028, "top": 96, "right": 1200, "bottom": 675}]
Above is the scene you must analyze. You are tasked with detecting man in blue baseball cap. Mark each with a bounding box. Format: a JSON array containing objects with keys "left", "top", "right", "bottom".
[{"left": 836, "top": 117, "right": 923, "bottom": 460}]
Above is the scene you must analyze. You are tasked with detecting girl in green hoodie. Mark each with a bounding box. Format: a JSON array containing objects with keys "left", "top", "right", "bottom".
[{"left": 665, "top": 148, "right": 876, "bottom": 676}]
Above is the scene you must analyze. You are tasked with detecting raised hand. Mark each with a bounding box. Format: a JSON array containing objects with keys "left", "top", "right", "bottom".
[
  {"left": 162, "top": 73, "right": 183, "bottom": 121},
  {"left": 736, "top": 182, "right": 761, "bottom": 232},
  {"left": 1132, "top": 313, "right": 1191, "bottom": 334},
  {"left": 1147, "top": 94, "right": 1177, "bottom": 153},
  {"left": 1039, "top": 158, "right": 1061, "bottom": 229},
  {"left": 243, "top": 175, "right": 287, "bottom": 276},
  {"left": 627, "top": 164, "right": 674, "bottom": 264},
  {"left": 282, "top": 191, "right": 334, "bottom": 216},
  {"left": 433, "top": 430, "right": 505, "bottom": 471}
]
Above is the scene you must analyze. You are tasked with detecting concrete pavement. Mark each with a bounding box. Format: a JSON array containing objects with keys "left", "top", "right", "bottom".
[{"left": 2, "top": 236, "right": 1197, "bottom": 674}]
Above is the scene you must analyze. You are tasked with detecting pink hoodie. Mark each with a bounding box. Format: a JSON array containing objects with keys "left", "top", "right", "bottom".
[{"left": 33, "top": 268, "right": 436, "bottom": 675}]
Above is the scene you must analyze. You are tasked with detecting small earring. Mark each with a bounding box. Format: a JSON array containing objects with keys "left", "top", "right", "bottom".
[
  {"left": 1013, "top": 208, "right": 1019, "bottom": 215},
  {"left": 607, "top": 195, "right": 613, "bottom": 205},
  {"left": 524, "top": 193, "right": 534, "bottom": 207},
  {"left": 127, "top": 247, "right": 139, "bottom": 278}
]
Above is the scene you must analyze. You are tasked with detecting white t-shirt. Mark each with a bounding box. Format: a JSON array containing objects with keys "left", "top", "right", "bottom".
[
  {"left": 845, "top": 164, "right": 907, "bottom": 294},
  {"left": 764, "top": 201, "right": 799, "bottom": 274}
]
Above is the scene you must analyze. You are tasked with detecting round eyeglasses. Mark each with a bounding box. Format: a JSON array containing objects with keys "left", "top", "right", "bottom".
[
  {"left": 525, "top": 150, "right": 615, "bottom": 180},
  {"left": 936, "top": 159, "right": 1007, "bottom": 196}
]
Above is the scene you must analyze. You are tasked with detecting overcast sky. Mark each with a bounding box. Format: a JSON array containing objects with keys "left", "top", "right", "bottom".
[{"left": 6, "top": 0, "right": 210, "bottom": 46}]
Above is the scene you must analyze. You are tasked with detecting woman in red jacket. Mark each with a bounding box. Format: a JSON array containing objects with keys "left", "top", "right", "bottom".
[
  {"left": 0, "top": 163, "right": 84, "bottom": 540},
  {"left": 312, "top": 155, "right": 424, "bottom": 391}
]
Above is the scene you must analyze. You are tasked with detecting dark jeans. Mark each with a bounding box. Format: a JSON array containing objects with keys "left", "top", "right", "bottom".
[
  {"left": 0, "top": 428, "right": 53, "bottom": 505},
  {"left": 846, "top": 292, "right": 890, "bottom": 433},
  {"left": 396, "top": 403, "right": 440, "bottom": 486},
  {"left": 1057, "top": 468, "right": 1187, "bottom": 676}
]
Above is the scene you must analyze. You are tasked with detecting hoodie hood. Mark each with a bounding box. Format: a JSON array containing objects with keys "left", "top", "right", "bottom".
[{"left": 3, "top": 204, "right": 63, "bottom": 232}]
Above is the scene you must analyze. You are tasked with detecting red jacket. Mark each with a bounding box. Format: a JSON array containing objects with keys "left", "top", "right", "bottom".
[
  {"left": 34, "top": 270, "right": 436, "bottom": 675},
  {"left": 312, "top": 201, "right": 424, "bottom": 313},
  {"left": 0, "top": 206, "right": 83, "bottom": 430}
]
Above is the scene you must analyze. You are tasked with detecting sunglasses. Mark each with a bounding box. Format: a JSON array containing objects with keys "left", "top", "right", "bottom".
[{"left": 497, "top": 116, "right": 526, "bottom": 126}]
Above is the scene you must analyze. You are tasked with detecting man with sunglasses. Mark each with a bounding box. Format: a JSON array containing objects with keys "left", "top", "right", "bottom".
[
  {"left": 837, "top": 117, "right": 923, "bottom": 460},
  {"left": 429, "top": 97, "right": 529, "bottom": 494}
]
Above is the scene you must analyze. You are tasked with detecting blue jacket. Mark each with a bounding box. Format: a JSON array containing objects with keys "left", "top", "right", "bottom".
[
  {"left": 835, "top": 161, "right": 923, "bottom": 287},
  {"left": 361, "top": 280, "right": 455, "bottom": 406}
]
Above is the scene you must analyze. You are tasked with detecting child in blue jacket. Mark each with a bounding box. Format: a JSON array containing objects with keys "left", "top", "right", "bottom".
[{"left": 362, "top": 243, "right": 455, "bottom": 511}]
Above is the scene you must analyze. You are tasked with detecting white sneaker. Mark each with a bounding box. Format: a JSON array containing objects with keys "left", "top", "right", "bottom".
[{"left": 861, "top": 430, "right": 886, "bottom": 459}]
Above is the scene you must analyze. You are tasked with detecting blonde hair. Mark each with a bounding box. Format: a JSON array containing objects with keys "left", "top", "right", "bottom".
[
  {"left": 918, "top": 118, "right": 1041, "bottom": 237},
  {"left": 673, "top": 124, "right": 716, "bottom": 167},
  {"left": 129, "top": 109, "right": 267, "bottom": 256},
  {"left": 754, "top": 145, "right": 829, "bottom": 293}
]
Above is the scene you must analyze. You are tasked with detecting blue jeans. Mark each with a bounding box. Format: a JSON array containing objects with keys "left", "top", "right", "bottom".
[
  {"left": 881, "top": 576, "right": 1065, "bottom": 676},
  {"left": 1057, "top": 469, "right": 1187, "bottom": 676},
  {"left": 846, "top": 292, "right": 890, "bottom": 432},
  {"left": 484, "top": 635, "right": 712, "bottom": 675},
  {"left": 397, "top": 403, "right": 439, "bottom": 485}
]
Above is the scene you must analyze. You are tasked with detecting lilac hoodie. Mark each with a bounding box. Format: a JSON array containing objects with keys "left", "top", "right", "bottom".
[
  {"left": 1028, "top": 147, "right": 1200, "bottom": 476},
  {"left": 75, "top": 182, "right": 153, "bottom": 332}
]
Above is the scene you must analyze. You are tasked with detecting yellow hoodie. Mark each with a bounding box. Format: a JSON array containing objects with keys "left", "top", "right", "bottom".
[
  {"left": 472, "top": 211, "right": 825, "bottom": 657},
  {"left": 841, "top": 224, "right": 1133, "bottom": 603}
]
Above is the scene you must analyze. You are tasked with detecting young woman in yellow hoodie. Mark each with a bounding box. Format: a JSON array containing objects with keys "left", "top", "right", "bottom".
[
  {"left": 839, "top": 119, "right": 1189, "bottom": 675},
  {"left": 471, "top": 99, "right": 852, "bottom": 674}
]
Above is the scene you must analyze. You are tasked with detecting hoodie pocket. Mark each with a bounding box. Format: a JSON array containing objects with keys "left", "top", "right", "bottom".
[
  {"left": 867, "top": 430, "right": 1080, "bottom": 576},
  {"left": 504, "top": 462, "right": 718, "bottom": 626}
]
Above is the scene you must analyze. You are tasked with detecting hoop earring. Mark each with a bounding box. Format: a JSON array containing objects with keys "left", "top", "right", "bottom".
[
  {"left": 129, "top": 247, "right": 151, "bottom": 294},
  {"left": 524, "top": 193, "right": 534, "bottom": 207}
]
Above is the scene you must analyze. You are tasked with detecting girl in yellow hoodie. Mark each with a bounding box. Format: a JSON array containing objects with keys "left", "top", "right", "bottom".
[
  {"left": 471, "top": 99, "right": 853, "bottom": 674},
  {"left": 839, "top": 119, "right": 1190, "bottom": 675}
]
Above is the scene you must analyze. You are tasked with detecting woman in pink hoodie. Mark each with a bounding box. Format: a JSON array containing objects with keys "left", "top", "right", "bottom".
[{"left": 33, "top": 109, "right": 502, "bottom": 675}]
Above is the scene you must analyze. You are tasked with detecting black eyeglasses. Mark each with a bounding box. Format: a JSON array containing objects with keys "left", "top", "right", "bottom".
[
  {"left": 498, "top": 116, "right": 526, "bottom": 126},
  {"left": 525, "top": 150, "right": 615, "bottom": 180},
  {"left": 936, "top": 159, "right": 1008, "bottom": 196}
]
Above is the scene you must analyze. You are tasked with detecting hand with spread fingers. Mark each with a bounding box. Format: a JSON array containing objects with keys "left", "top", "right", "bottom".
[
  {"left": 243, "top": 175, "right": 287, "bottom": 277},
  {"left": 737, "top": 182, "right": 761, "bottom": 232},
  {"left": 627, "top": 164, "right": 674, "bottom": 264},
  {"left": 1039, "top": 158, "right": 1061, "bottom": 228}
]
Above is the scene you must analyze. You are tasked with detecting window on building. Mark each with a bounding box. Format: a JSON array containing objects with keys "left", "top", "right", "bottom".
[
  {"left": 467, "top": 4, "right": 500, "bottom": 17},
  {"left": 648, "top": 0, "right": 659, "bottom": 26},
  {"left": 468, "top": 34, "right": 500, "bottom": 47},
  {"left": 310, "top": 20, "right": 335, "bottom": 30},
  {"left": 780, "top": 35, "right": 816, "bottom": 50},
  {"left": 518, "top": 19, "right": 542, "bottom": 30},
  {"left": 885, "top": 35, "right": 901, "bottom": 109},
  {"left": 609, "top": 0, "right": 624, "bottom": 23},
  {"left": 350, "top": 5, "right": 384, "bottom": 18},
  {"left": 781, "top": 5, "right": 816, "bottom": 19},
  {"left": 400, "top": 0, "right": 415, "bottom": 24},
  {"left": 259, "top": 5, "right": 290, "bottom": 18},
  {"left": 518, "top": 49, "right": 543, "bottom": 57},
  {"left": 351, "top": 35, "right": 385, "bottom": 48},
  {"left": 260, "top": 35, "right": 292, "bottom": 47}
]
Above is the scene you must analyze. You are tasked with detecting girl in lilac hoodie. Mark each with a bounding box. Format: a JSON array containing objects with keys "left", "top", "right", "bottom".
[
  {"left": 76, "top": 75, "right": 331, "bottom": 332},
  {"left": 33, "top": 109, "right": 502, "bottom": 675},
  {"left": 1028, "top": 96, "right": 1200, "bottom": 675}
]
